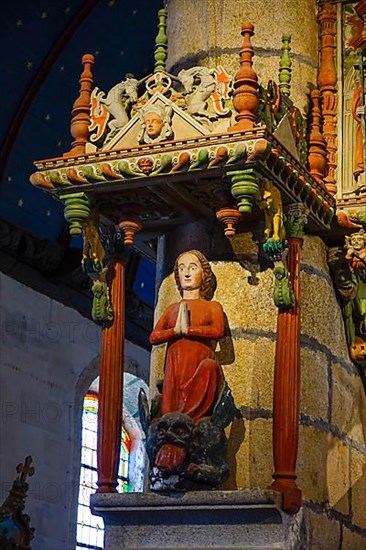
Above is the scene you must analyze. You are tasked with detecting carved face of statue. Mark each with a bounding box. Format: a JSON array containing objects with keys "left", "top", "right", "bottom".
[
  {"left": 144, "top": 112, "right": 164, "bottom": 139},
  {"left": 177, "top": 252, "right": 203, "bottom": 293},
  {"left": 350, "top": 234, "right": 366, "bottom": 252}
]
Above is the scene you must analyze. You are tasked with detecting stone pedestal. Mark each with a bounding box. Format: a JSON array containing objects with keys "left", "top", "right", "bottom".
[{"left": 91, "top": 490, "right": 304, "bottom": 549}]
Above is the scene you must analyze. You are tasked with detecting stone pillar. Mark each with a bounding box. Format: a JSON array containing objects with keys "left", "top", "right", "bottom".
[
  {"left": 146, "top": 2, "right": 366, "bottom": 546},
  {"left": 166, "top": 0, "right": 318, "bottom": 111}
]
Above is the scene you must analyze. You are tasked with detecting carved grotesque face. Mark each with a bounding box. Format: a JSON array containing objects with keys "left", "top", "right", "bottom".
[
  {"left": 334, "top": 268, "right": 357, "bottom": 300},
  {"left": 155, "top": 413, "right": 194, "bottom": 448},
  {"left": 350, "top": 234, "right": 365, "bottom": 252},
  {"left": 144, "top": 112, "right": 164, "bottom": 138},
  {"left": 137, "top": 157, "right": 154, "bottom": 175},
  {"left": 177, "top": 252, "right": 203, "bottom": 293}
]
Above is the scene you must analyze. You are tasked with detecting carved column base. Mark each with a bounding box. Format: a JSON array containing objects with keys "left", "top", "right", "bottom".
[{"left": 271, "top": 476, "right": 302, "bottom": 514}]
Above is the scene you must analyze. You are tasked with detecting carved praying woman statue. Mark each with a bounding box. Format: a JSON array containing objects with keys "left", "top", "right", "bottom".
[
  {"left": 150, "top": 250, "right": 225, "bottom": 423},
  {"left": 144, "top": 250, "right": 238, "bottom": 491}
]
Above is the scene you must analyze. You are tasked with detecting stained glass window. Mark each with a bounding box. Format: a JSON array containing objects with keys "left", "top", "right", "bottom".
[{"left": 76, "top": 392, "right": 130, "bottom": 550}]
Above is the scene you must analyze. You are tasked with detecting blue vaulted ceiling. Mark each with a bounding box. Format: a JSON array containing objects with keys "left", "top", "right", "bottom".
[{"left": 0, "top": 0, "right": 163, "bottom": 241}]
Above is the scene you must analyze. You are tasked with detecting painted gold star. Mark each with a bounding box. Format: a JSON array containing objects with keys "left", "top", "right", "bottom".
[
  {"left": 26, "top": 61, "right": 33, "bottom": 70},
  {"left": 45, "top": 114, "right": 51, "bottom": 121},
  {"left": 108, "top": 0, "right": 115, "bottom": 6},
  {"left": 16, "top": 19, "right": 23, "bottom": 27},
  {"left": 17, "top": 199, "right": 24, "bottom": 207},
  {"left": 94, "top": 50, "right": 100, "bottom": 56},
  {"left": 41, "top": 12, "right": 47, "bottom": 19}
]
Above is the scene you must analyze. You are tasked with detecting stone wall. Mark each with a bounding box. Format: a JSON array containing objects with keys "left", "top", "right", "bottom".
[
  {"left": 166, "top": 0, "right": 318, "bottom": 114},
  {"left": 0, "top": 273, "right": 150, "bottom": 550},
  {"left": 150, "top": 234, "right": 366, "bottom": 548}
]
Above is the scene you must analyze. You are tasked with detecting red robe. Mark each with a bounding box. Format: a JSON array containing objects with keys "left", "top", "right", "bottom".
[{"left": 150, "top": 298, "right": 224, "bottom": 423}]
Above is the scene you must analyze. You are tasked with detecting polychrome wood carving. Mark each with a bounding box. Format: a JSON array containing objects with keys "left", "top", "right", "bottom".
[
  {"left": 139, "top": 250, "right": 239, "bottom": 491},
  {"left": 329, "top": 232, "right": 366, "bottom": 367}
]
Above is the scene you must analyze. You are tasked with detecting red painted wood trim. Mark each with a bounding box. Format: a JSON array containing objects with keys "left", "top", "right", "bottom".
[
  {"left": 97, "top": 258, "right": 125, "bottom": 493},
  {"left": 0, "top": 0, "right": 100, "bottom": 187},
  {"left": 270, "top": 236, "right": 303, "bottom": 514}
]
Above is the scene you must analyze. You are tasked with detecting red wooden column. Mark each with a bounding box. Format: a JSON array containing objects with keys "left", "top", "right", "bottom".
[
  {"left": 96, "top": 257, "right": 125, "bottom": 493},
  {"left": 96, "top": 214, "right": 142, "bottom": 493},
  {"left": 270, "top": 204, "right": 307, "bottom": 514}
]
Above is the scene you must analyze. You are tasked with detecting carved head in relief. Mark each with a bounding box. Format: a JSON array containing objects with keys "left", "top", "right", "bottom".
[
  {"left": 144, "top": 111, "right": 165, "bottom": 139},
  {"left": 173, "top": 250, "right": 215, "bottom": 300},
  {"left": 138, "top": 103, "right": 173, "bottom": 144},
  {"left": 346, "top": 231, "right": 366, "bottom": 253}
]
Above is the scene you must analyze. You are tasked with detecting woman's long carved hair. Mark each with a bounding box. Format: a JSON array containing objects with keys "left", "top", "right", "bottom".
[{"left": 174, "top": 249, "right": 216, "bottom": 300}]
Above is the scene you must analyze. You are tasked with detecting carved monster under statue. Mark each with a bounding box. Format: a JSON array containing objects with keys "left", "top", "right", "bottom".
[{"left": 139, "top": 250, "right": 239, "bottom": 491}]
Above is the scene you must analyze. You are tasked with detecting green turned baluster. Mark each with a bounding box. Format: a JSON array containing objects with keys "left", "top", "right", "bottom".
[
  {"left": 154, "top": 9, "right": 168, "bottom": 73},
  {"left": 227, "top": 168, "right": 260, "bottom": 214},
  {"left": 61, "top": 192, "right": 91, "bottom": 235},
  {"left": 279, "top": 34, "right": 292, "bottom": 98}
]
